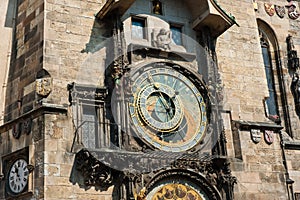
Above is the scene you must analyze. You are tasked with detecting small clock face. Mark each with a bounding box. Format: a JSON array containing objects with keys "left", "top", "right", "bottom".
[
  {"left": 129, "top": 64, "right": 208, "bottom": 152},
  {"left": 8, "top": 159, "right": 29, "bottom": 194}
]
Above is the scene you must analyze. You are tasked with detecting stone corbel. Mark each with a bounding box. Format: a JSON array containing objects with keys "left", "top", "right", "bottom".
[{"left": 75, "top": 149, "right": 117, "bottom": 190}]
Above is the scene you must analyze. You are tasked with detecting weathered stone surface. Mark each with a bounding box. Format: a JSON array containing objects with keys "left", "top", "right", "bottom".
[{"left": 1, "top": 0, "right": 300, "bottom": 199}]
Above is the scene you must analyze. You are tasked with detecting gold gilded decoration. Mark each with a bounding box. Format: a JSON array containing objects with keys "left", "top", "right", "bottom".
[
  {"left": 151, "top": 184, "right": 203, "bottom": 200},
  {"left": 36, "top": 77, "right": 53, "bottom": 97},
  {"left": 135, "top": 187, "right": 146, "bottom": 200},
  {"left": 264, "top": 3, "right": 275, "bottom": 16},
  {"left": 153, "top": 0, "right": 162, "bottom": 15}
]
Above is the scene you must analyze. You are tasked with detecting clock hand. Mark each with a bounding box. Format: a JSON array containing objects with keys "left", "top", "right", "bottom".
[
  {"left": 158, "top": 94, "right": 170, "bottom": 110},
  {"left": 147, "top": 72, "right": 171, "bottom": 112},
  {"left": 13, "top": 166, "right": 20, "bottom": 178}
]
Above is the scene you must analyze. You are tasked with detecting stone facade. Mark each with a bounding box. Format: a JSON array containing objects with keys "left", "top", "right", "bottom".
[
  {"left": 0, "top": 0, "right": 299, "bottom": 200},
  {"left": 0, "top": 1, "right": 13, "bottom": 125}
]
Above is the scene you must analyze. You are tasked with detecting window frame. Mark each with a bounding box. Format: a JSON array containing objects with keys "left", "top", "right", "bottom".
[
  {"left": 259, "top": 29, "right": 280, "bottom": 122},
  {"left": 169, "top": 23, "right": 184, "bottom": 46},
  {"left": 131, "top": 16, "right": 148, "bottom": 40}
]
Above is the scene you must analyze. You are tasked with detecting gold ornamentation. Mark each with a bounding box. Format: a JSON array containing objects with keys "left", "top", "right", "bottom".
[
  {"left": 153, "top": 0, "right": 162, "bottom": 15},
  {"left": 36, "top": 77, "right": 53, "bottom": 97},
  {"left": 152, "top": 184, "right": 203, "bottom": 200},
  {"left": 135, "top": 187, "right": 146, "bottom": 200}
]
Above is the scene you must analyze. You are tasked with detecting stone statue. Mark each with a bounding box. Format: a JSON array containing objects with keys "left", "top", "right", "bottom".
[
  {"left": 153, "top": 28, "right": 171, "bottom": 50},
  {"left": 291, "top": 72, "right": 300, "bottom": 112}
]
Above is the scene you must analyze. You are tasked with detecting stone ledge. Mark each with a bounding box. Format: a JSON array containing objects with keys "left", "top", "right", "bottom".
[
  {"left": 232, "top": 120, "right": 283, "bottom": 132},
  {"left": 284, "top": 141, "right": 300, "bottom": 150},
  {"left": 0, "top": 103, "right": 68, "bottom": 133}
]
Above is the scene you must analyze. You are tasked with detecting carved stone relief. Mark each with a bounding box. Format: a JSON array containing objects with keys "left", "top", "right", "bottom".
[
  {"left": 36, "top": 77, "right": 53, "bottom": 97},
  {"left": 75, "top": 149, "right": 116, "bottom": 190},
  {"left": 286, "top": 1, "right": 299, "bottom": 20},
  {"left": 74, "top": 149, "right": 236, "bottom": 200},
  {"left": 152, "top": 28, "right": 171, "bottom": 50},
  {"left": 264, "top": 130, "right": 274, "bottom": 144},
  {"left": 250, "top": 129, "right": 261, "bottom": 143}
]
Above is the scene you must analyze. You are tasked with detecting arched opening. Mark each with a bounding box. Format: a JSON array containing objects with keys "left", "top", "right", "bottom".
[{"left": 257, "top": 19, "right": 292, "bottom": 136}]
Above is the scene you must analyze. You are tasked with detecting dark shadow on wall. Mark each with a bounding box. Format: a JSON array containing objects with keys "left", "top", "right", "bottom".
[
  {"left": 80, "top": 14, "right": 124, "bottom": 147},
  {"left": 69, "top": 16, "right": 122, "bottom": 198},
  {"left": 80, "top": 19, "right": 113, "bottom": 54}
]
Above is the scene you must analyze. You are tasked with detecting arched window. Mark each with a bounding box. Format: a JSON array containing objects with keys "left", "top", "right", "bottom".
[
  {"left": 259, "top": 30, "right": 279, "bottom": 118},
  {"left": 257, "top": 19, "right": 293, "bottom": 136}
]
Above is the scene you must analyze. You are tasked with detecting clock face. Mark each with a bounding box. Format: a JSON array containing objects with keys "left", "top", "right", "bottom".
[
  {"left": 129, "top": 64, "right": 208, "bottom": 152},
  {"left": 8, "top": 159, "right": 29, "bottom": 194},
  {"left": 147, "top": 180, "right": 210, "bottom": 200}
]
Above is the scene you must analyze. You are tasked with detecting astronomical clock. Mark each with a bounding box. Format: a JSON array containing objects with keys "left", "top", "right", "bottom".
[
  {"left": 128, "top": 63, "right": 208, "bottom": 153},
  {"left": 73, "top": 0, "right": 238, "bottom": 199}
]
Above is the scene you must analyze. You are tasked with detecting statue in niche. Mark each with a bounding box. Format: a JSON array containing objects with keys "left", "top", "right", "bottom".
[
  {"left": 152, "top": 28, "right": 171, "bottom": 50},
  {"left": 152, "top": 0, "right": 162, "bottom": 15},
  {"left": 291, "top": 72, "right": 300, "bottom": 115}
]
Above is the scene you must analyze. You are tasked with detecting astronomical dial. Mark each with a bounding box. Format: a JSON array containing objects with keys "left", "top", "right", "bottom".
[
  {"left": 129, "top": 64, "right": 208, "bottom": 152},
  {"left": 146, "top": 179, "right": 210, "bottom": 200}
]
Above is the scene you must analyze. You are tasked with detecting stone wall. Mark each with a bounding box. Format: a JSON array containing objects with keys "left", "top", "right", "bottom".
[
  {"left": 43, "top": 113, "right": 114, "bottom": 200},
  {"left": 43, "top": 0, "right": 114, "bottom": 199},
  {"left": 231, "top": 130, "right": 287, "bottom": 199},
  {"left": 216, "top": 0, "right": 269, "bottom": 122},
  {"left": 286, "top": 149, "right": 300, "bottom": 194},
  {"left": 4, "top": 0, "right": 44, "bottom": 122},
  {"left": 0, "top": 0, "right": 14, "bottom": 125},
  {"left": 0, "top": 114, "right": 44, "bottom": 199},
  {"left": 0, "top": 0, "right": 299, "bottom": 199},
  {"left": 44, "top": 0, "right": 107, "bottom": 106},
  {"left": 217, "top": 0, "right": 300, "bottom": 136},
  {"left": 217, "top": 0, "right": 300, "bottom": 199}
]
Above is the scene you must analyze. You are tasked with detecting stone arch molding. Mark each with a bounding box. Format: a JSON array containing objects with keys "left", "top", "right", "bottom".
[
  {"left": 257, "top": 18, "right": 294, "bottom": 136},
  {"left": 96, "top": 0, "right": 237, "bottom": 38}
]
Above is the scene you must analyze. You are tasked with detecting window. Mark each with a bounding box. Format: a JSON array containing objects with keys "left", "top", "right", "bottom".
[
  {"left": 131, "top": 17, "right": 146, "bottom": 39},
  {"left": 68, "top": 84, "right": 116, "bottom": 150},
  {"left": 170, "top": 25, "right": 183, "bottom": 45},
  {"left": 260, "top": 31, "right": 279, "bottom": 119},
  {"left": 81, "top": 105, "right": 98, "bottom": 149},
  {"left": 257, "top": 19, "right": 293, "bottom": 136}
]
